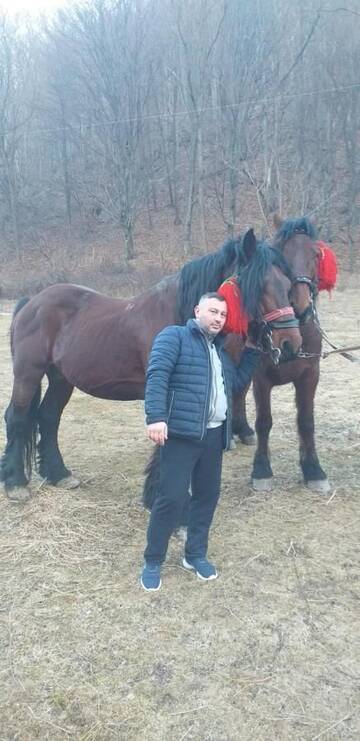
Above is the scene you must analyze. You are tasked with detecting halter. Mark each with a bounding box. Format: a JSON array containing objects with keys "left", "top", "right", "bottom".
[
  {"left": 258, "top": 306, "right": 299, "bottom": 365},
  {"left": 217, "top": 273, "right": 301, "bottom": 366},
  {"left": 290, "top": 276, "right": 317, "bottom": 324},
  {"left": 263, "top": 306, "right": 299, "bottom": 329},
  {"left": 277, "top": 228, "right": 318, "bottom": 323}
]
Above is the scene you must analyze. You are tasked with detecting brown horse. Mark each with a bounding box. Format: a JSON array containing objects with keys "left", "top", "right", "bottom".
[
  {"left": 248, "top": 215, "right": 331, "bottom": 493},
  {"left": 0, "top": 229, "right": 302, "bottom": 503}
]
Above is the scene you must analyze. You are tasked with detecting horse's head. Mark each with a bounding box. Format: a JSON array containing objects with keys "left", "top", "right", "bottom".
[
  {"left": 237, "top": 229, "right": 302, "bottom": 364},
  {"left": 273, "top": 214, "right": 319, "bottom": 323}
]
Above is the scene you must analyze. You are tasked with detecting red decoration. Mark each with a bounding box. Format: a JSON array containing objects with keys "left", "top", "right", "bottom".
[
  {"left": 217, "top": 277, "right": 249, "bottom": 336},
  {"left": 316, "top": 241, "right": 337, "bottom": 292}
]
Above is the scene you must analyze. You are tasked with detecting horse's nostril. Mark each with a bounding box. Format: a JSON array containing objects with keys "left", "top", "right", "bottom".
[{"left": 281, "top": 340, "right": 296, "bottom": 361}]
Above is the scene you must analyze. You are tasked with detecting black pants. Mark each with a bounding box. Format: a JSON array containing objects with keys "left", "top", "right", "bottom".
[{"left": 144, "top": 426, "right": 224, "bottom": 564}]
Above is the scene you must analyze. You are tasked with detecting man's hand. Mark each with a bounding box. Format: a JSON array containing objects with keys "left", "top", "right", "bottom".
[
  {"left": 245, "top": 320, "right": 262, "bottom": 350},
  {"left": 244, "top": 337, "right": 259, "bottom": 350},
  {"left": 147, "top": 421, "right": 168, "bottom": 446}
]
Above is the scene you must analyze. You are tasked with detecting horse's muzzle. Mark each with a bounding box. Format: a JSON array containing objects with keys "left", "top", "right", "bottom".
[{"left": 279, "top": 340, "right": 301, "bottom": 363}]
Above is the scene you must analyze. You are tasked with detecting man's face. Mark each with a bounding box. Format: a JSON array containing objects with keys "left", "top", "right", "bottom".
[{"left": 194, "top": 297, "right": 228, "bottom": 335}]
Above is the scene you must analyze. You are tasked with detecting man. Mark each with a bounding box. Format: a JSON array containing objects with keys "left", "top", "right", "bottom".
[{"left": 141, "top": 292, "right": 260, "bottom": 591}]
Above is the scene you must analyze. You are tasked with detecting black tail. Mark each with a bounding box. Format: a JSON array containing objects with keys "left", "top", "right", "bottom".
[
  {"left": 24, "top": 385, "right": 42, "bottom": 479},
  {"left": 1, "top": 297, "right": 41, "bottom": 489},
  {"left": 143, "top": 447, "right": 161, "bottom": 511},
  {"left": 142, "top": 445, "right": 190, "bottom": 529},
  {"left": 12, "top": 296, "right": 40, "bottom": 477},
  {"left": 0, "top": 385, "right": 41, "bottom": 488}
]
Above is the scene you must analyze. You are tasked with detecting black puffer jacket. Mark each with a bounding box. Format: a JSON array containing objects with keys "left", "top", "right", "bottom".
[{"left": 145, "top": 319, "right": 260, "bottom": 450}]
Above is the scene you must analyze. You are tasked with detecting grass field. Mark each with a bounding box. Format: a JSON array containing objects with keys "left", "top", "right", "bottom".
[{"left": 0, "top": 288, "right": 359, "bottom": 740}]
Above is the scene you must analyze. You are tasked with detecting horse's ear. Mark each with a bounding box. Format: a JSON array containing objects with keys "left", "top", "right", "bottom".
[
  {"left": 242, "top": 228, "right": 257, "bottom": 262},
  {"left": 273, "top": 213, "right": 283, "bottom": 229}
]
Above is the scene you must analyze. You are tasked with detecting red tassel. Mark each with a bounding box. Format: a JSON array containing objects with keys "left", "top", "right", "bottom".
[
  {"left": 316, "top": 241, "right": 337, "bottom": 292},
  {"left": 217, "top": 277, "right": 249, "bottom": 336}
]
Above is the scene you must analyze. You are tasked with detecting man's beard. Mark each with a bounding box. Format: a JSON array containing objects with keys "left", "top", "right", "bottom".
[{"left": 196, "top": 319, "right": 219, "bottom": 340}]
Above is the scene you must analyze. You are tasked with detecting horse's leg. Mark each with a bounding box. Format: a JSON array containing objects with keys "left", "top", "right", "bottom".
[
  {"left": 294, "top": 372, "right": 330, "bottom": 493},
  {"left": 251, "top": 377, "right": 274, "bottom": 491},
  {"left": 0, "top": 381, "right": 41, "bottom": 503},
  {"left": 232, "top": 384, "right": 255, "bottom": 445},
  {"left": 37, "top": 366, "right": 79, "bottom": 488},
  {"left": 224, "top": 335, "right": 255, "bottom": 446}
]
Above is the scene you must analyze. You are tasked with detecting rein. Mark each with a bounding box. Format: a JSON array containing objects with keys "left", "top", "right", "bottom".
[
  {"left": 270, "top": 272, "right": 359, "bottom": 365},
  {"left": 316, "top": 322, "right": 360, "bottom": 362},
  {"left": 274, "top": 228, "right": 355, "bottom": 363},
  {"left": 322, "top": 344, "right": 360, "bottom": 361},
  {"left": 298, "top": 341, "right": 360, "bottom": 363},
  {"left": 296, "top": 305, "right": 360, "bottom": 364}
]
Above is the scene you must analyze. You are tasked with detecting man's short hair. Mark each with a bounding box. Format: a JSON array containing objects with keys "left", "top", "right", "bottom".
[{"left": 198, "top": 292, "right": 226, "bottom": 305}]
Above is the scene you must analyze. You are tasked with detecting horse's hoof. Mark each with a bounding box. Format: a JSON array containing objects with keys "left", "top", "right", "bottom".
[
  {"left": 306, "top": 479, "right": 331, "bottom": 494},
  {"left": 55, "top": 476, "right": 81, "bottom": 490},
  {"left": 252, "top": 478, "right": 273, "bottom": 492},
  {"left": 229, "top": 437, "right": 237, "bottom": 450},
  {"left": 6, "top": 486, "right": 32, "bottom": 503},
  {"left": 240, "top": 434, "right": 256, "bottom": 446}
]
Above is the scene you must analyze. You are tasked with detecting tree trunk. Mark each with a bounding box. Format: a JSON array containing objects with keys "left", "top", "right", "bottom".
[
  {"left": 123, "top": 218, "right": 135, "bottom": 260},
  {"left": 171, "top": 85, "right": 181, "bottom": 225},
  {"left": 183, "top": 127, "right": 198, "bottom": 256},
  {"left": 198, "top": 124, "right": 207, "bottom": 249},
  {"left": 2, "top": 145, "right": 21, "bottom": 257}
]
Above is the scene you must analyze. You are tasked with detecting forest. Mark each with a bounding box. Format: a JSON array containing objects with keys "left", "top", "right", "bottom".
[{"left": 0, "top": 0, "right": 359, "bottom": 294}]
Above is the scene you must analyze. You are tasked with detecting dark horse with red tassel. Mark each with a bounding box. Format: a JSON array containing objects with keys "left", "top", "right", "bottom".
[
  {"left": 0, "top": 229, "right": 302, "bottom": 503},
  {"left": 143, "top": 216, "right": 337, "bottom": 517},
  {"left": 236, "top": 215, "right": 337, "bottom": 494}
]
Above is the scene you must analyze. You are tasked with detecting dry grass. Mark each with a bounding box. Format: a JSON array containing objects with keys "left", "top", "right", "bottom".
[{"left": 0, "top": 289, "right": 359, "bottom": 740}]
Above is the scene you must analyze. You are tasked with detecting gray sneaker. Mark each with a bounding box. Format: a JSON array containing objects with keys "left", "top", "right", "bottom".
[{"left": 182, "top": 557, "right": 217, "bottom": 580}]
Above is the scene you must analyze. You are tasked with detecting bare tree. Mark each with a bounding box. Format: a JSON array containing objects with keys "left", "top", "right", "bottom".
[
  {"left": 0, "top": 0, "right": 359, "bottom": 276},
  {"left": 0, "top": 14, "right": 37, "bottom": 254}
]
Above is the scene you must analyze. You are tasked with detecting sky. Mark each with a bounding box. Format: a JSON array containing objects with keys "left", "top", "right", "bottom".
[{"left": 0, "top": 0, "right": 69, "bottom": 16}]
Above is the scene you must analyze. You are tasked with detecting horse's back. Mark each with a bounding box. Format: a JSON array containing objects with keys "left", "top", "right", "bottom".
[
  {"left": 19, "top": 283, "right": 122, "bottom": 315},
  {"left": 12, "top": 283, "right": 124, "bottom": 353},
  {"left": 11, "top": 281, "right": 177, "bottom": 401},
  {"left": 10, "top": 285, "right": 134, "bottom": 394}
]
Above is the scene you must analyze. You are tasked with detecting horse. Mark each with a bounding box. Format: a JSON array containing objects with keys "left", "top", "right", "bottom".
[
  {"left": 142, "top": 233, "right": 304, "bottom": 513},
  {"left": 0, "top": 228, "right": 301, "bottom": 504},
  {"left": 248, "top": 215, "right": 334, "bottom": 493}
]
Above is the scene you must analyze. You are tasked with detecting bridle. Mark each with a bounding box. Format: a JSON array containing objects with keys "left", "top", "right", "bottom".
[
  {"left": 274, "top": 228, "right": 318, "bottom": 324},
  {"left": 256, "top": 306, "right": 299, "bottom": 365},
  {"left": 283, "top": 263, "right": 321, "bottom": 360},
  {"left": 290, "top": 275, "right": 318, "bottom": 324},
  {"left": 269, "top": 233, "right": 360, "bottom": 364}
]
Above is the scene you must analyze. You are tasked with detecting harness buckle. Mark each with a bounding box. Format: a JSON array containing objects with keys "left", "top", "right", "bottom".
[{"left": 271, "top": 347, "right": 281, "bottom": 365}]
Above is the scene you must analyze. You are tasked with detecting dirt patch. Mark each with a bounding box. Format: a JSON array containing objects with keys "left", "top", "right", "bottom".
[{"left": 0, "top": 289, "right": 359, "bottom": 740}]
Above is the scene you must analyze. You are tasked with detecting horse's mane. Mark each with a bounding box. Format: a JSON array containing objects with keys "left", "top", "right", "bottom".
[
  {"left": 176, "top": 235, "right": 293, "bottom": 324},
  {"left": 274, "top": 217, "right": 318, "bottom": 247},
  {"left": 238, "top": 243, "right": 292, "bottom": 320},
  {"left": 176, "top": 237, "right": 245, "bottom": 323}
]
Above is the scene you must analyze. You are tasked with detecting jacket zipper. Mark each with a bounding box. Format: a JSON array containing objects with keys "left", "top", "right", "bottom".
[
  {"left": 201, "top": 336, "right": 211, "bottom": 439},
  {"left": 221, "top": 349, "right": 231, "bottom": 448},
  {"left": 167, "top": 390, "right": 175, "bottom": 423}
]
